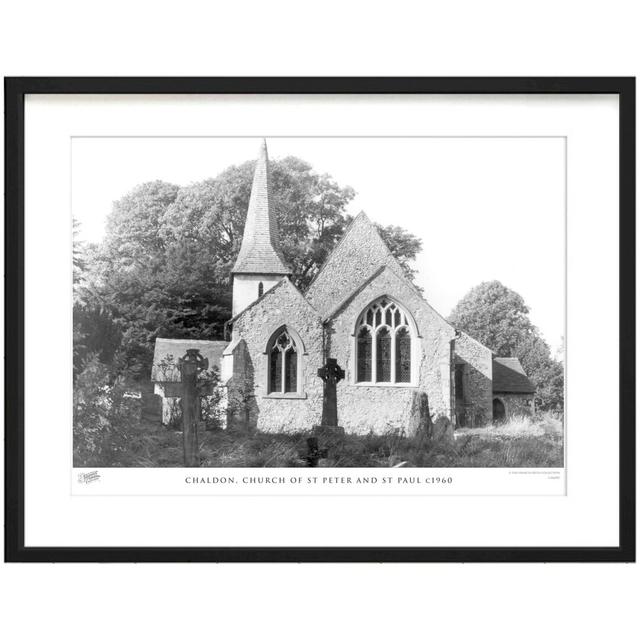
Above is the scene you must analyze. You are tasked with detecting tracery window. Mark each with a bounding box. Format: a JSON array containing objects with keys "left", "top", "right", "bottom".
[
  {"left": 268, "top": 328, "right": 298, "bottom": 393},
  {"left": 376, "top": 327, "right": 391, "bottom": 382},
  {"left": 356, "top": 299, "right": 414, "bottom": 384}
]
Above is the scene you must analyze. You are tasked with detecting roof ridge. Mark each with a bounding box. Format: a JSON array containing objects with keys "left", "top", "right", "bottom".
[
  {"left": 321, "top": 265, "right": 387, "bottom": 321},
  {"left": 305, "top": 211, "right": 404, "bottom": 297},
  {"left": 229, "top": 276, "right": 319, "bottom": 325}
]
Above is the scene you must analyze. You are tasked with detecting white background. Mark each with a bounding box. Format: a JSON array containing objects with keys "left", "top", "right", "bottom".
[
  {"left": 1, "top": 2, "right": 638, "bottom": 640},
  {"left": 28, "top": 94, "right": 613, "bottom": 545}
]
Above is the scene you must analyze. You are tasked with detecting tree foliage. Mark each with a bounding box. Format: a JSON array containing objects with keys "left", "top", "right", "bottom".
[
  {"left": 448, "top": 280, "right": 564, "bottom": 412},
  {"left": 76, "top": 156, "right": 422, "bottom": 377},
  {"left": 376, "top": 223, "right": 423, "bottom": 284}
]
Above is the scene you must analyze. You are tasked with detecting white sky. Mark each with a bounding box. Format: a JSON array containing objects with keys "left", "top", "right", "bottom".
[{"left": 72, "top": 136, "right": 565, "bottom": 354}]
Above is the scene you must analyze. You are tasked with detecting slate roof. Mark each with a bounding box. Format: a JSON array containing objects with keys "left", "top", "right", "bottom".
[
  {"left": 232, "top": 139, "right": 291, "bottom": 275},
  {"left": 151, "top": 338, "right": 228, "bottom": 382},
  {"left": 492, "top": 357, "right": 535, "bottom": 394}
]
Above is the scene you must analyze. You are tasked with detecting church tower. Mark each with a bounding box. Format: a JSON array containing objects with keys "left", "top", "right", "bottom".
[{"left": 231, "top": 139, "right": 291, "bottom": 316}]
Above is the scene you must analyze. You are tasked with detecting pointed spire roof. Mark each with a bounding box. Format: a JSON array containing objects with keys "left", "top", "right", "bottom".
[{"left": 232, "top": 139, "right": 291, "bottom": 275}]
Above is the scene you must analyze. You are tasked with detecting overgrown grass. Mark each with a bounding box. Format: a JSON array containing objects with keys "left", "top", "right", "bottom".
[{"left": 76, "top": 409, "right": 563, "bottom": 468}]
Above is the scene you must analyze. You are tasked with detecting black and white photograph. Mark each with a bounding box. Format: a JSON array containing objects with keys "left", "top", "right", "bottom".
[
  {"left": 5, "top": 77, "right": 632, "bottom": 564},
  {"left": 72, "top": 135, "right": 565, "bottom": 470}
]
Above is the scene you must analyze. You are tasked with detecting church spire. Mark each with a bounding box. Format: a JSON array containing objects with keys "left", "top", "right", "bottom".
[{"left": 232, "top": 139, "right": 291, "bottom": 275}]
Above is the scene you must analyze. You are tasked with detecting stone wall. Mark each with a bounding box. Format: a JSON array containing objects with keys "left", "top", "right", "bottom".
[
  {"left": 225, "top": 339, "right": 258, "bottom": 431},
  {"left": 305, "top": 212, "right": 405, "bottom": 317},
  {"left": 230, "top": 278, "right": 324, "bottom": 433},
  {"left": 326, "top": 267, "right": 455, "bottom": 435},
  {"left": 228, "top": 212, "right": 498, "bottom": 437},
  {"left": 232, "top": 273, "right": 283, "bottom": 317},
  {"left": 453, "top": 332, "right": 493, "bottom": 427}
]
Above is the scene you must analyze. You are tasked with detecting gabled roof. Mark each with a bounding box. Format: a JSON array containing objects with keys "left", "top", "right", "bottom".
[
  {"left": 152, "top": 338, "right": 228, "bottom": 382},
  {"left": 304, "top": 212, "right": 407, "bottom": 316},
  {"left": 492, "top": 357, "right": 535, "bottom": 394},
  {"left": 232, "top": 139, "right": 291, "bottom": 275},
  {"left": 229, "top": 276, "right": 318, "bottom": 325},
  {"left": 454, "top": 329, "right": 493, "bottom": 357},
  {"left": 322, "top": 265, "right": 387, "bottom": 321}
]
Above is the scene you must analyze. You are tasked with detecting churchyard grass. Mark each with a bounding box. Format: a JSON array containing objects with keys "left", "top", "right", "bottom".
[{"left": 75, "top": 396, "right": 563, "bottom": 468}]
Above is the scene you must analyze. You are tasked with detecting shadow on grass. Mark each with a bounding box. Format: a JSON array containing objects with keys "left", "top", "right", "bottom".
[{"left": 76, "top": 413, "right": 563, "bottom": 468}]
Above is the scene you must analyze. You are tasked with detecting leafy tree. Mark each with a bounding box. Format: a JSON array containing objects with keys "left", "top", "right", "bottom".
[
  {"left": 89, "top": 181, "right": 183, "bottom": 375},
  {"left": 159, "top": 157, "right": 357, "bottom": 290},
  {"left": 73, "top": 220, "right": 122, "bottom": 375},
  {"left": 72, "top": 218, "right": 86, "bottom": 291},
  {"left": 448, "top": 280, "right": 564, "bottom": 412},
  {"left": 376, "top": 223, "right": 423, "bottom": 284},
  {"left": 73, "top": 353, "right": 138, "bottom": 466},
  {"left": 514, "top": 333, "right": 564, "bottom": 413},
  {"left": 103, "top": 180, "right": 180, "bottom": 269},
  {"left": 79, "top": 157, "right": 422, "bottom": 378}
]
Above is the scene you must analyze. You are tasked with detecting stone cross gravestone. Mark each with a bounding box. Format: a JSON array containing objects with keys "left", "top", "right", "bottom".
[
  {"left": 316, "top": 357, "right": 345, "bottom": 436},
  {"left": 177, "top": 349, "right": 209, "bottom": 467},
  {"left": 156, "top": 356, "right": 214, "bottom": 428}
]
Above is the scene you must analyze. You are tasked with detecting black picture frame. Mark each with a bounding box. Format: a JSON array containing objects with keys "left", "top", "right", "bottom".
[{"left": 4, "top": 77, "right": 635, "bottom": 563}]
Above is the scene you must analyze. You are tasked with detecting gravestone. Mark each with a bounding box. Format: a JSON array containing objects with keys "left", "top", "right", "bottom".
[
  {"left": 315, "top": 358, "right": 345, "bottom": 437},
  {"left": 177, "top": 349, "right": 209, "bottom": 467},
  {"left": 156, "top": 359, "right": 214, "bottom": 429},
  {"left": 152, "top": 338, "right": 226, "bottom": 428}
]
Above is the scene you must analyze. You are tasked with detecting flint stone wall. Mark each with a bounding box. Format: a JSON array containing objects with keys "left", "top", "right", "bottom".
[
  {"left": 326, "top": 267, "right": 455, "bottom": 435},
  {"left": 232, "top": 273, "right": 283, "bottom": 317},
  {"left": 453, "top": 332, "right": 493, "bottom": 427},
  {"left": 305, "top": 213, "right": 405, "bottom": 317},
  {"left": 229, "top": 279, "right": 324, "bottom": 433}
]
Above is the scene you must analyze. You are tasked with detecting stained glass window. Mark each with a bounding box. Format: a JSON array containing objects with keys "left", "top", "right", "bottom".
[
  {"left": 357, "top": 327, "right": 372, "bottom": 382},
  {"left": 284, "top": 347, "right": 297, "bottom": 392},
  {"left": 376, "top": 327, "right": 391, "bottom": 382},
  {"left": 396, "top": 327, "right": 411, "bottom": 383},
  {"left": 268, "top": 328, "right": 298, "bottom": 393},
  {"left": 270, "top": 347, "right": 282, "bottom": 392},
  {"left": 356, "top": 298, "right": 413, "bottom": 384},
  {"left": 385, "top": 308, "right": 393, "bottom": 326}
]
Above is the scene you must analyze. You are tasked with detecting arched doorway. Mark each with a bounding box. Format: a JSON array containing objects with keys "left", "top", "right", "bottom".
[{"left": 493, "top": 398, "right": 506, "bottom": 422}]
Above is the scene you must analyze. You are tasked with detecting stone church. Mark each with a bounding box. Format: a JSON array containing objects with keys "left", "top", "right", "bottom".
[{"left": 153, "top": 140, "right": 534, "bottom": 434}]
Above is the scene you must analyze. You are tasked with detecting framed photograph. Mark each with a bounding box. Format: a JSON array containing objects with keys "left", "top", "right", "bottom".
[{"left": 5, "top": 77, "right": 635, "bottom": 562}]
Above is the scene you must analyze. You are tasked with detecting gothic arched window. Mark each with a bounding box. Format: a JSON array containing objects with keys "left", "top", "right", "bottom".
[
  {"left": 356, "top": 327, "right": 372, "bottom": 382},
  {"left": 268, "top": 328, "right": 299, "bottom": 394},
  {"left": 376, "top": 327, "right": 391, "bottom": 382},
  {"left": 356, "top": 298, "right": 414, "bottom": 384},
  {"left": 258, "top": 281, "right": 264, "bottom": 297}
]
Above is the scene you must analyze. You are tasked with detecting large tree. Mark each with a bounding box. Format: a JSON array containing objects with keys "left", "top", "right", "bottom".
[
  {"left": 448, "top": 280, "right": 564, "bottom": 412},
  {"left": 80, "top": 156, "right": 422, "bottom": 376}
]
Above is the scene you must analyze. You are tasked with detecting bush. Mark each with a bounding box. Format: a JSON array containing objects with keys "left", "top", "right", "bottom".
[{"left": 73, "top": 354, "right": 141, "bottom": 466}]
